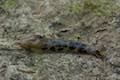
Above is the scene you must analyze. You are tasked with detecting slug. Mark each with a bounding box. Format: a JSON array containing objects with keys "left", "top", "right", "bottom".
[{"left": 17, "top": 35, "right": 104, "bottom": 58}]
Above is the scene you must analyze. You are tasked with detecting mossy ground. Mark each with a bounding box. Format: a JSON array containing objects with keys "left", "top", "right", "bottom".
[
  {"left": 0, "top": 0, "right": 120, "bottom": 80},
  {"left": 68, "top": 0, "right": 119, "bottom": 16},
  {"left": 1, "top": 0, "right": 17, "bottom": 9}
]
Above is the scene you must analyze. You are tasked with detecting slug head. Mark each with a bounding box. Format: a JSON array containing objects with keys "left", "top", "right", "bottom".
[{"left": 16, "top": 35, "right": 47, "bottom": 50}]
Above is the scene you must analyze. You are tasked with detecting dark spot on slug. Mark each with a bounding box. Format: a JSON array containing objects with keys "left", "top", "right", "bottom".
[
  {"left": 63, "top": 45, "right": 68, "bottom": 48},
  {"left": 77, "top": 48, "right": 86, "bottom": 53},
  {"left": 41, "top": 44, "right": 48, "bottom": 50},
  {"left": 57, "top": 47, "right": 64, "bottom": 51},
  {"left": 69, "top": 46, "right": 75, "bottom": 50},
  {"left": 41, "top": 47, "right": 48, "bottom": 50},
  {"left": 49, "top": 46, "right": 56, "bottom": 51}
]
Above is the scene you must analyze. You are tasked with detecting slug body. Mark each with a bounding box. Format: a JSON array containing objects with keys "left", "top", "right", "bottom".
[{"left": 17, "top": 35, "right": 103, "bottom": 58}]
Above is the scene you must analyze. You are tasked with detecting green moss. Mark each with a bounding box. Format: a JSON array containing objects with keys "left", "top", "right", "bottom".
[
  {"left": 69, "top": 0, "right": 119, "bottom": 16},
  {"left": 2, "top": 0, "right": 17, "bottom": 9},
  {"left": 83, "top": 0, "right": 118, "bottom": 16},
  {"left": 69, "top": 3, "right": 81, "bottom": 14}
]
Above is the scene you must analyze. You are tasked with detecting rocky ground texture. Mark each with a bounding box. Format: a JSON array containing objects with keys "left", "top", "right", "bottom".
[{"left": 0, "top": 0, "right": 120, "bottom": 80}]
